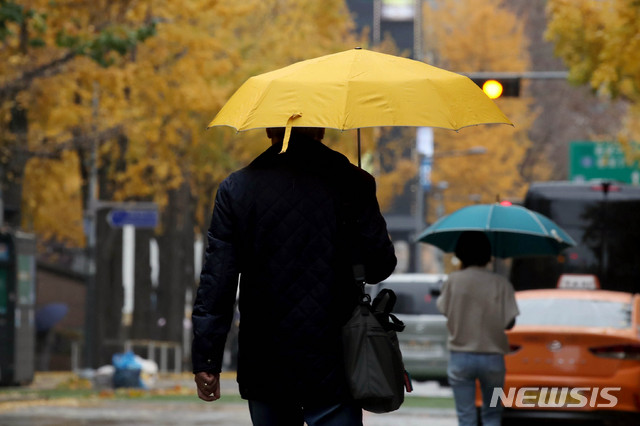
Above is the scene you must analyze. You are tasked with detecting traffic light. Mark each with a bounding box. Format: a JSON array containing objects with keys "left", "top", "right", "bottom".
[{"left": 469, "top": 76, "right": 521, "bottom": 99}]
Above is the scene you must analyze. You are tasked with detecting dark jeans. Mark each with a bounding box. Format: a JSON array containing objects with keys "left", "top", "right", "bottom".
[{"left": 248, "top": 400, "right": 363, "bottom": 426}]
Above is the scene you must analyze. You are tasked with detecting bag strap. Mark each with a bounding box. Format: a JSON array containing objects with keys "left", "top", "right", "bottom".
[
  {"left": 372, "top": 289, "right": 405, "bottom": 332},
  {"left": 339, "top": 192, "right": 404, "bottom": 331},
  {"left": 332, "top": 171, "right": 370, "bottom": 304},
  {"left": 371, "top": 287, "right": 396, "bottom": 312}
]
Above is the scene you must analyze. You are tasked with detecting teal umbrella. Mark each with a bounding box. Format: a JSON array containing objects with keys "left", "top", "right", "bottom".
[{"left": 417, "top": 203, "right": 576, "bottom": 258}]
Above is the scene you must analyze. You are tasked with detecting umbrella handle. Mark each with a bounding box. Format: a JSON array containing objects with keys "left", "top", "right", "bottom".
[{"left": 357, "top": 128, "right": 361, "bottom": 168}]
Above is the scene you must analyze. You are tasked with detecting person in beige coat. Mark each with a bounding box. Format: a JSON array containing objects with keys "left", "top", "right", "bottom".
[{"left": 437, "top": 231, "right": 519, "bottom": 426}]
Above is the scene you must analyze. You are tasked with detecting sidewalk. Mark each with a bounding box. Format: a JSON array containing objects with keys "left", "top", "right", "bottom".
[
  {"left": 22, "top": 371, "right": 453, "bottom": 396},
  {"left": 0, "top": 372, "right": 457, "bottom": 426},
  {"left": 20, "top": 370, "right": 238, "bottom": 393}
]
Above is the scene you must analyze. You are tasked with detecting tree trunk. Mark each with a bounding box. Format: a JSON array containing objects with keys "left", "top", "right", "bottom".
[
  {"left": 83, "top": 133, "right": 128, "bottom": 368},
  {"left": 131, "top": 228, "right": 154, "bottom": 340},
  {"left": 94, "top": 207, "right": 124, "bottom": 367},
  {"left": 3, "top": 106, "right": 29, "bottom": 227},
  {"left": 156, "top": 181, "right": 195, "bottom": 349}
]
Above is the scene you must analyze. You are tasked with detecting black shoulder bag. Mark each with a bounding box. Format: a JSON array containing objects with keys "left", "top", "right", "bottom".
[{"left": 339, "top": 196, "right": 413, "bottom": 413}]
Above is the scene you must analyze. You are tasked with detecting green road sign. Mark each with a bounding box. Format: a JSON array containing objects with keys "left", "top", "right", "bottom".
[{"left": 569, "top": 141, "right": 640, "bottom": 184}]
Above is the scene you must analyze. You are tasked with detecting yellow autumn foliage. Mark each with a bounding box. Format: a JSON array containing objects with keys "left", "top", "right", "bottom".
[
  {"left": 423, "top": 0, "right": 548, "bottom": 221},
  {"left": 546, "top": 0, "right": 640, "bottom": 159},
  {"left": 6, "top": 0, "right": 549, "bottom": 246},
  {"left": 3, "top": 0, "right": 360, "bottom": 244},
  {"left": 22, "top": 151, "right": 84, "bottom": 246}
]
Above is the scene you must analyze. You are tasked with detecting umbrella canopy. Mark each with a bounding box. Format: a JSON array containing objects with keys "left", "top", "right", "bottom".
[
  {"left": 417, "top": 203, "right": 576, "bottom": 258},
  {"left": 35, "top": 303, "right": 68, "bottom": 332},
  {"left": 208, "top": 48, "right": 512, "bottom": 157}
]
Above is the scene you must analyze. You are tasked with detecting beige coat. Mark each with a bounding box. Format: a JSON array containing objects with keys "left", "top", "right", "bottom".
[{"left": 437, "top": 266, "right": 519, "bottom": 354}]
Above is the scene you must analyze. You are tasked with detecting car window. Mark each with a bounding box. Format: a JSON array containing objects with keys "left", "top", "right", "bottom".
[
  {"left": 517, "top": 298, "right": 632, "bottom": 329},
  {"left": 379, "top": 281, "right": 442, "bottom": 315}
]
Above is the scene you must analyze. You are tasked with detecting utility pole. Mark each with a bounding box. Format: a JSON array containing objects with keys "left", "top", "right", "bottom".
[
  {"left": 414, "top": 130, "right": 430, "bottom": 273},
  {"left": 600, "top": 181, "right": 611, "bottom": 286},
  {"left": 414, "top": 146, "right": 487, "bottom": 272},
  {"left": 83, "top": 82, "right": 99, "bottom": 368},
  {"left": 373, "top": 0, "right": 381, "bottom": 46},
  {"left": 412, "top": 0, "right": 425, "bottom": 273}
]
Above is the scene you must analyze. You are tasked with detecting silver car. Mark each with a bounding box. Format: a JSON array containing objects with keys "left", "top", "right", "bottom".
[{"left": 368, "top": 273, "right": 449, "bottom": 385}]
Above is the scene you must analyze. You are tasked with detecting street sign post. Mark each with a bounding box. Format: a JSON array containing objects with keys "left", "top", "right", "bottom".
[{"left": 419, "top": 156, "right": 433, "bottom": 191}]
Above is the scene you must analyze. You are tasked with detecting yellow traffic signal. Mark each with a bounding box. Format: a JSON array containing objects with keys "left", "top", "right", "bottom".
[
  {"left": 482, "top": 80, "right": 503, "bottom": 100},
  {"left": 469, "top": 76, "right": 520, "bottom": 99}
]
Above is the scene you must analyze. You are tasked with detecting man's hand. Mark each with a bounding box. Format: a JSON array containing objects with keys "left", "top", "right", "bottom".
[{"left": 195, "top": 371, "right": 221, "bottom": 402}]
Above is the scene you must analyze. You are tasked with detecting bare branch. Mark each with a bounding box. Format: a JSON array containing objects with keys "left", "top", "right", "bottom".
[
  {"left": 0, "top": 51, "right": 77, "bottom": 101},
  {"left": 17, "top": 125, "right": 123, "bottom": 160}
]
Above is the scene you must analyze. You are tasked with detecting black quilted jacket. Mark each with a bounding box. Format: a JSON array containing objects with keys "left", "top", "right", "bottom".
[{"left": 191, "top": 136, "right": 396, "bottom": 408}]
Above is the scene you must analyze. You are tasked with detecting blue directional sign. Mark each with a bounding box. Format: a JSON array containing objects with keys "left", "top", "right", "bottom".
[{"left": 107, "top": 209, "right": 158, "bottom": 229}]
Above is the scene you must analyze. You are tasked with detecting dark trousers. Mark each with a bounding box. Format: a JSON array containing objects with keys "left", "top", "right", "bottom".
[{"left": 248, "top": 400, "right": 363, "bottom": 426}]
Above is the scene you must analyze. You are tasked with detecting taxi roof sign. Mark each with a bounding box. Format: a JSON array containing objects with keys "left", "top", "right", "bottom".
[{"left": 557, "top": 274, "right": 600, "bottom": 290}]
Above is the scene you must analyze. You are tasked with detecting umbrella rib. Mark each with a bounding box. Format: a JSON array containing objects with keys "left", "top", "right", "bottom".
[
  {"left": 485, "top": 204, "right": 495, "bottom": 230},
  {"left": 527, "top": 210, "right": 550, "bottom": 236},
  {"left": 422, "top": 226, "right": 566, "bottom": 237},
  {"left": 341, "top": 52, "right": 359, "bottom": 130}
]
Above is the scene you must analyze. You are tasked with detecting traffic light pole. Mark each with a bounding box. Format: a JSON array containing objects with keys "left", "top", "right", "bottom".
[
  {"left": 466, "top": 71, "right": 570, "bottom": 99},
  {"left": 463, "top": 71, "right": 569, "bottom": 80}
]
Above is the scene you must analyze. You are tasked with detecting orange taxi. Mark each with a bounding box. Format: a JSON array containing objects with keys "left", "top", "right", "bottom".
[{"left": 500, "top": 288, "right": 640, "bottom": 424}]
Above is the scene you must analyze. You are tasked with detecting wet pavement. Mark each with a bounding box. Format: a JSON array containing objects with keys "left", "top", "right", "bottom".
[
  {"left": 0, "top": 402, "right": 457, "bottom": 426},
  {"left": 0, "top": 373, "right": 457, "bottom": 426}
]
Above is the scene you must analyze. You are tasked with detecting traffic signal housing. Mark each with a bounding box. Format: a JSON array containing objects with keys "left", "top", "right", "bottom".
[{"left": 469, "top": 75, "right": 521, "bottom": 99}]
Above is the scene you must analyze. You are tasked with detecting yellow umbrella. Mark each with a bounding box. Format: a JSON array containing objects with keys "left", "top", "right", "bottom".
[{"left": 208, "top": 48, "right": 512, "bottom": 161}]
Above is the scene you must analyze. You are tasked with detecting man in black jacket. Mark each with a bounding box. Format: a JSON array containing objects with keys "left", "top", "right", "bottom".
[{"left": 192, "top": 127, "right": 396, "bottom": 426}]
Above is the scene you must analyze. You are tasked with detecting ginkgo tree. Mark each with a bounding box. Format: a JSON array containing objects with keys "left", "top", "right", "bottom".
[
  {"left": 1, "top": 0, "right": 157, "bottom": 245},
  {"left": 422, "top": 0, "right": 549, "bottom": 220},
  {"left": 545, "top": 0, "right": 640, "bottom": 160},
  {"left": 2, "top": 0, "right": 362, "bottom": 363},
  {"left": 109, "top": 0, "right": 359, "bottom": 347},
  {"left": 3, "top": 0, "right": 359, "bottom": 248}
]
